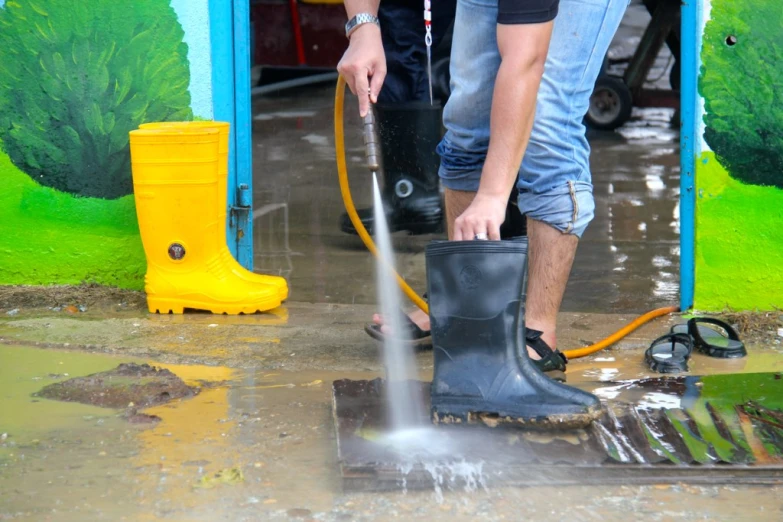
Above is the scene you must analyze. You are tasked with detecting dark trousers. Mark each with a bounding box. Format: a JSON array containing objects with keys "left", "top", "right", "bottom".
[
  {"left": 377, "top": 0, "right": 456, "bottom": 103},
  {"left": 375, "top": 0, "right": 526, "bottom": 237}
]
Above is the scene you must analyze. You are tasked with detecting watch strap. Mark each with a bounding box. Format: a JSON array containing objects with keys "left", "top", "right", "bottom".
[{"left": 345, "top": 13, "right": 380, "bottom": 38}]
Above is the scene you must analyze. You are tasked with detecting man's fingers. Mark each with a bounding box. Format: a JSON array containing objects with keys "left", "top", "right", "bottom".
[
  {"left": 488, "top": 229, "right": 501, "bottom": 241},
  {"left": 453, "top": 222, "right": 465, "bottom": 241},
  {"left": 488, "top": 221, "right": 501, "bottom": 240},
  {"left": 355, "top": 71, "right": 371, "bottom": 117},
  {"left": 369, "top": 65, "right": 387, "bottom": 103},
  {"left": 341, "top": 71, "right": 357, "bottom": 95}
]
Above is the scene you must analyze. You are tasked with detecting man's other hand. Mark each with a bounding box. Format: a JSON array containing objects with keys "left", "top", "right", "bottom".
[
  {"left": 453, "top": 193, "right": 507, "bottom": 241},
  {"left": 337, "top": 24, "right": 386, "bottom": 117}
]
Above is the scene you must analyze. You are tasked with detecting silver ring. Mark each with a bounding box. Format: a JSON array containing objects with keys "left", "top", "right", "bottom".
[{"left": 474, "top": 232, "right": 488, "bottom": 240}]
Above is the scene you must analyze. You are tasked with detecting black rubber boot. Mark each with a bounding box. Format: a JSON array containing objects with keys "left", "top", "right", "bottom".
[
  {"left": 426, "top": 238, "right": 602, "bottom": 429},
  {"left": 340, "top": 103, "right": 443, "bottom": 236}
]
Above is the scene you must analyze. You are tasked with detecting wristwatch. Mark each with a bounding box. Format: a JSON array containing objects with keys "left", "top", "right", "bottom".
[{"left": 345, "top": 13, "right": 380, "bottom": 38}]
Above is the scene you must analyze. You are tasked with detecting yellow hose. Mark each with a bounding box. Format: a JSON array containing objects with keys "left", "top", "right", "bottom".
[
  {"left": 334, "top": 75, "right": 678, "bottom": 359},
  {"left": 335, "top": 75, "right": 430, "bottom": 314}
]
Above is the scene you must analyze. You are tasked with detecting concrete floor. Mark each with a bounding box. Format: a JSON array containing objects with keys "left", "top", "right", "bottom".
[{"left": 3, "top": 2, "right": 783, "bottom": 521}]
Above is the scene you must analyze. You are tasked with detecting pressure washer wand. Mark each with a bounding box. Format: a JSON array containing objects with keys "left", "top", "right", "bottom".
[{"left": 362, "top": 107, "right": 381, "bottom": 173}]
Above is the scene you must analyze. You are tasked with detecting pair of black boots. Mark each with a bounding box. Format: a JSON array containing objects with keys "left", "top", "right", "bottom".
[{"left": 425, "top": 238, "right": 602, "bottom": 428}]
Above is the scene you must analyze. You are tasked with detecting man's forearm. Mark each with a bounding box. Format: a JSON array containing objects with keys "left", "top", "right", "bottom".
[
  {"left": 476, "top": 24, "right": 553, "bottom": 202},
  {"left": 476, "top": 61, "right": 543, "bottom": 201},
  {"left": 343, "top": 0, "right": 380, "bottom": 18}
]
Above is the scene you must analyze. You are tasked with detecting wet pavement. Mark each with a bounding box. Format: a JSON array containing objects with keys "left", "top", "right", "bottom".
[
  {"left": 2, "top": 340, "right": 783, "bottom": 521},
  {"left": 3, "top": 3, "right": 783, "bottom": 520}
]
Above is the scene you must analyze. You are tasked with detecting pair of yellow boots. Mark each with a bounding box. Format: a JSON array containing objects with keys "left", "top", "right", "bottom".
[{"left": 129, "top": 122, "right": 288, "bottom": 314}]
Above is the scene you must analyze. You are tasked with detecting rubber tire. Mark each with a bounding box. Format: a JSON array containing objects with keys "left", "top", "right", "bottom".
[{"left": 585, "top": 76, "right": 633, "bottom": 131}]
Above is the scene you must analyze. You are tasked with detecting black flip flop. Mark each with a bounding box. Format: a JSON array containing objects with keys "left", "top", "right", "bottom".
[
  {"left": 364, "top": 311, "right": 433, "bottom": 348},
  {"left": 526, "top": 328, "right": 568, "bottom": 381},
  {"left": 671, "top": 317, "right": 746, "bottom": 358},
  {"left": 645, "top": 333, "right": 693, "bottom": 374}
]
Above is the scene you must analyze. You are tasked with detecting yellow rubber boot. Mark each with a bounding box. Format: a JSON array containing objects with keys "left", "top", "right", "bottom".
[
  {"left": 139, "top": 121, "right": 289, "bottom": 302},
  {"left": 129, "top": 128, "right": 282, "bottom": 314}
]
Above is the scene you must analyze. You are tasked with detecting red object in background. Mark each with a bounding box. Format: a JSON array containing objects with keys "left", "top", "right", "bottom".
[
  {"left": 287, "top": 0, "right": 307, "bottom": 65},
  {"left": 251, "top": 0, "right": 348, "bottom": 69}
]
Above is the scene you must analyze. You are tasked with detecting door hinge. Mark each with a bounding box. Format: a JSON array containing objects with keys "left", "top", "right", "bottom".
[{"left": 230, "top": 183, "right": 252, "bottom": 240}]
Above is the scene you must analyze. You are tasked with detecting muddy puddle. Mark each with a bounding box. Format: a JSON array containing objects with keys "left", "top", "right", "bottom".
[{"left": 2, "top": 344, "right": 783, "bottom": 521}]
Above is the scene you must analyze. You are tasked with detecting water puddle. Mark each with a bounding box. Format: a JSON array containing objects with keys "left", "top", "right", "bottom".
[{"left": 0, "top": 344, "right": 379, "bottom": 520}]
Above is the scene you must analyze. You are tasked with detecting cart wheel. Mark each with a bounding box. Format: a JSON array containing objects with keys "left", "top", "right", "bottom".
[
  {"left": 585, "top": 76, "right": 633, "bottom": 131},
  {"left": 432, "top": 57, "right": 451, "bottom": 102}
]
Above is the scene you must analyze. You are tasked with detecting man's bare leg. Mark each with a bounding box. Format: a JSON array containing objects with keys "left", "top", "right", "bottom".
[
  {"left": 445, "top": 188, "right": 577, "bottom": 356},
  {"left": 524, "top": 217, "right": 578, "bottom": 352}
]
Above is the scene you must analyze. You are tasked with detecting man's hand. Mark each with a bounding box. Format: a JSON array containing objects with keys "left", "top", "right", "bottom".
[
  {"left": 337, "top": 24, "right": 386, "bottom": 117},
  {"left": 452, "top": 193, "right": 507, "bottom": 241},
  {"left": 450, "top": 21, "right": 553, "bottom": 242}
]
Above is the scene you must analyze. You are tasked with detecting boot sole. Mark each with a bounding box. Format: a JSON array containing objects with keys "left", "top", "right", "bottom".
[
  {"left": 431, "top": 398, "right": 602, "bottom": 430},
  {"left": 147, "top": 297, "right": 282, "bottom": 315}
]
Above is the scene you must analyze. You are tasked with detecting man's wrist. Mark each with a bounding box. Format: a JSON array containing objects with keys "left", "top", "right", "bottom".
[
  {"left": 475, "top": 189, "right": 509, "bottom": 205},
  {"left": 348, "top": 22, "right": 381, "bottom": 42}
]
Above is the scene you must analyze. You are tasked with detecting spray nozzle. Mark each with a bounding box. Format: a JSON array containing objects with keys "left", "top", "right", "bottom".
[{"left": 362, "top": 109, "right": 381, "bottom": 172}]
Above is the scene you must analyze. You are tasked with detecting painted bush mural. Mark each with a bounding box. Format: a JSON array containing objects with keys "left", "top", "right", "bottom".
[
  {"left": 694, "top": 0, "right": 783, "bottom": 311},
  {"left": 0, "top": 0, "right": 193, "bottom": 199},
  {"left": 699, "top": 0, "right": 783, "bottom": 189},
  {"left": 0, "top": 0, "right": 201, "bottom": 289}
]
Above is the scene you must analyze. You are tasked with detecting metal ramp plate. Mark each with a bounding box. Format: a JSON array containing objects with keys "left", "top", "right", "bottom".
[{"left": 332, "top": 373, "right": 783, "bottom": 491}]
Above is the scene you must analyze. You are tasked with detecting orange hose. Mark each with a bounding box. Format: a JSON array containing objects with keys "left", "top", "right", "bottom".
[
  {"left": 562, "top": 306, "right": 679, "bottom": 359},
  {"left": 334, "top": 75, "right": 678, "bottom": 358}
]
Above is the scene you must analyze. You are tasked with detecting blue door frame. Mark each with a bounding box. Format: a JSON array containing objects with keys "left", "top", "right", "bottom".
[
  {"left": 210, "top": 0, "right": 254, "bottom": 270},
  {"left": 679, "top": 0, "right": 700, "bottom": 311}
]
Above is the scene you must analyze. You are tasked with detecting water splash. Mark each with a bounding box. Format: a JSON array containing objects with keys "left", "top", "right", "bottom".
[
  {"left": 372, "top": 173, "right": 425, "bottom": 429},
  {"left": 378, "top": 428, "right": 488, "bottom": 502}
]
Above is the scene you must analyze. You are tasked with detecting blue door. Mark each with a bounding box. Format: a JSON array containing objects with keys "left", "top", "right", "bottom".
[{"left": 210, "top": 0, "right": 254, "bottom": 270}]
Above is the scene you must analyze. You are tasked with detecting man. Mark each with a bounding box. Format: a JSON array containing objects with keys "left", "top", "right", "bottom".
[{"left": 340, "top": 0, "right": 628, "bottom": 371}]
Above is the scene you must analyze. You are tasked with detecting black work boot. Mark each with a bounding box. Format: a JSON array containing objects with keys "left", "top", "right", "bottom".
[
  {"left": 340, "top": 103, "right": 443, "bottom": 236},
  {"left": 426, "top": 238, "right": 602, "bottom": 429}
]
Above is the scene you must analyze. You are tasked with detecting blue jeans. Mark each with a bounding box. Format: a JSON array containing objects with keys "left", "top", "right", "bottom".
[{"left": 437, "top": 0, "right": 628, "bottom": 237}]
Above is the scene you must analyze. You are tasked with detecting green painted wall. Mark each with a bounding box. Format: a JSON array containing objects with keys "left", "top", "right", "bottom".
[
  {"left": 695, "top": 152, "right": 783, "bottom": 311},
  {"left": 694, "top": 0, "right": 783, "bottom": 311},
  {"left": 0, "top": 0, "right": 210, "bottom": 290}
]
